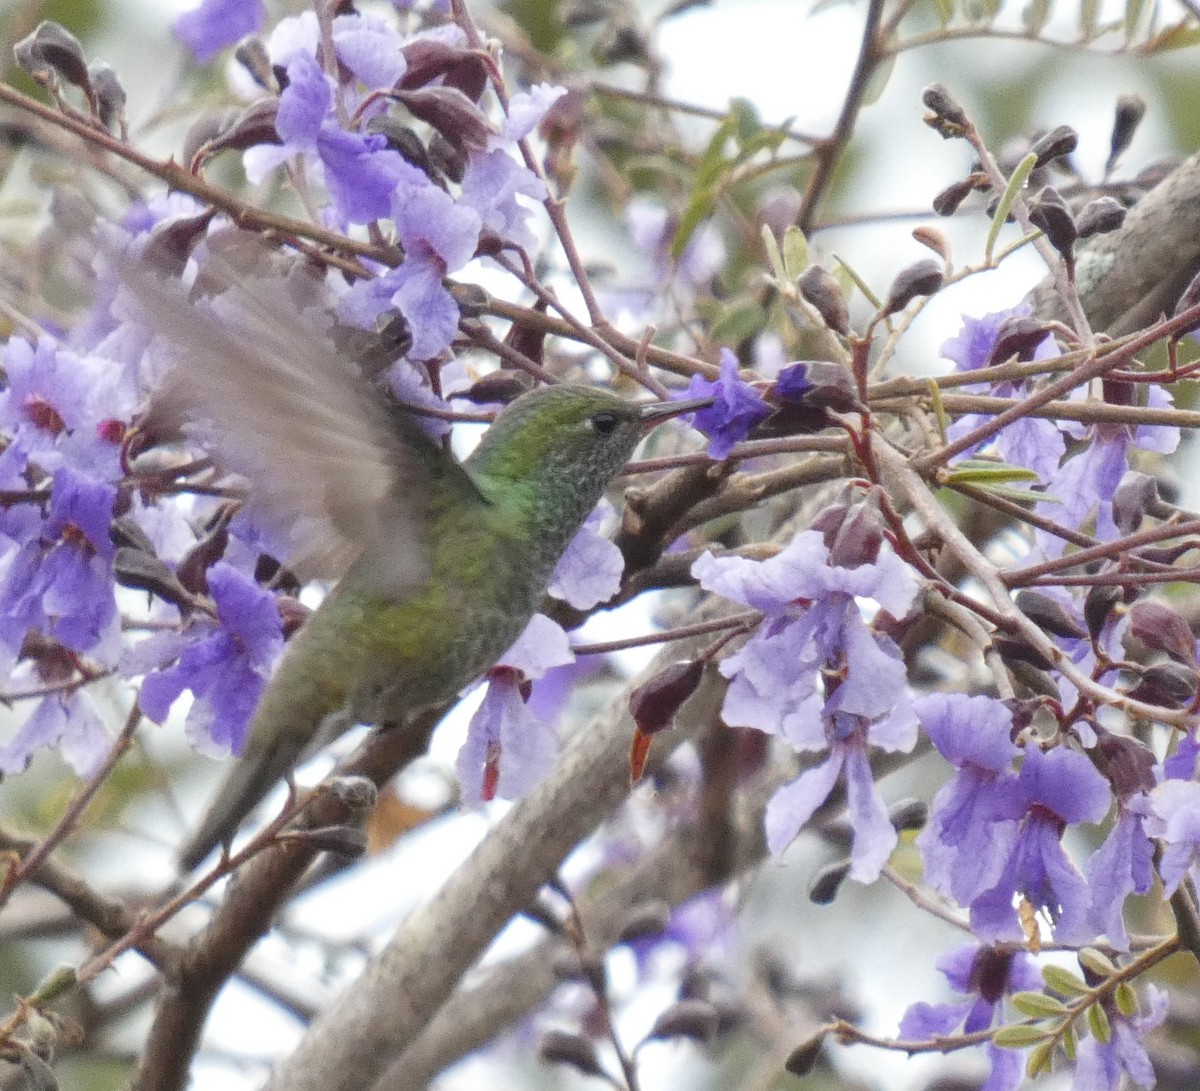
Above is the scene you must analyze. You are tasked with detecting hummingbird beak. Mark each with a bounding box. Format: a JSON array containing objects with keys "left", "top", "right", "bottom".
[{"left": 636, "top": 395, "right": 715, "bottom": 428}]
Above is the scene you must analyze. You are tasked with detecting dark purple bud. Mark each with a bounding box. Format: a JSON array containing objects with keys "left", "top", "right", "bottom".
[
  {"left": 193, "top": 99, "right": 282, "bottom": 166},
  {"left": 811, "top": 488, "right": 886, "bottom": 570},
  {"left": 933, "top": 175, "right": 981, "bottom": 216},
  {"left": 880, "top": 259, "right": 943, "bottom": 317},
  {"left": 785, "top": 1032, "right": 826, "bottom": 1077},
  {"left": 461, "top": 371, "right": 536, "bottom": 405},
  {"left": 428, "top": 131, "right": 467, "bottom": 184},
  {"left": 798, "top": 266, "right": 850, "bottom": 335},
  {"left": 400, "top": 38, "right": 476, "bottom": 88},
  {"left": 234, "top": 37, "right": 276, "bottom": 91},
  {"left": 1009, "top": 662, "right": 1058, "bottom": 702},
  {"left": 1113, "top": 471, "right": 1157, "bottom": 536},
  {"left": 1126, "top": 662, "right": 1198, "bottom": 708},
  {"left": 1075, "top": 196, "right": 1126, "bottom": 238},
  {"left": 1029, "top": 186, "right": 1077, "bottom": 260},
  {"left": 630, "top": 659, "right": 704, "bottom": 736},
  {"left": 110, "top": 514, "right": 156, "bottom": 554},
  {"left": 88, "top": 61, "right": 125, "bottom": 134},
  {"left": 987, "top": 315, "right": 1054, "bottom": 366},
  {"left": 1107, "top": 94, "right": 1146, "bottom": 174},
  {"left": 325, "top": 775, "right": 377, "bottom": 812},
  {"left": 1132, "top": 157, "right": 1180, "bottom": 190},
  {"left": 539, "top": 1030, "right": 605, "bottom": 1077},
  {"left": 971, "top": 946, "right": 1017, "bottom": 1005},
  {"left": 1127, "top": 601, "right": 1196, "bottom": 665},
  {"left": 275, "top": 595, "right": 311, "bottom": 639},
  {"left": 993, "top": 635, "right": 1056, "bottom": 672},
  {"left": 113, "top": 547, "right": 193, "bottom": 608},
  {"left": 394, "top": 86, "right": 496, "bottom": 151},
  {"left": 888, "top": 799, "right": 928, "bottom": 833},
  {"left": 595, "top": 19, "right": 652, "bottom": 65},
  {"left": 176, "top": 511, "right": 232, "bottom": 594},
  {"left": 1029, "top": 125, "right": 1078, "bottom": 169},
  {"left": 15, "top": 22, "right": 91, "bottom": 99},
  {"left": 1084, "top": 583, "right": 1122, "bottom": 640},
  {"left": 808, "top": 860, "right": 851, "bottom": 904},
  {"left": 363, "top": 115, "right": 433, "bottom": 175},
  {"left": 774, "top": 361, "right": 862, "bottom": 414},
  {"left": 145, "top": 210, "right": 217, "bottom": 272},
  {"left": 1096, "top": 731, "right": 1157, "bottom": 801},
  {"left": 288, "top": 825, "right": 368, "bottom": 857},
  {"left": 616, "top": 900, "right": 672, "bottom": 943},
  {"left": 922, "top": 83, "right": 968, "bottom": 136},
  {"left": 646, "top": 999, "right": 720, "bottom": 1044},
  {"left": 1015, "top": 590, "right": 1086, "bottom": 640},
  {"left": 502, "top": 304, "right": 549, "bottom": 370}
]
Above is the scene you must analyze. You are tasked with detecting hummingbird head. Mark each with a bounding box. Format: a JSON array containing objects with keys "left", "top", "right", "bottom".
[{"left": 466, "top": 384, "right": 711, "bottom": 540}]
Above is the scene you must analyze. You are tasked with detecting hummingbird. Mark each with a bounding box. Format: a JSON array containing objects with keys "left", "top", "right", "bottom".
[{"left": 118, "top": 236, "right": 710, "bottom": 871}]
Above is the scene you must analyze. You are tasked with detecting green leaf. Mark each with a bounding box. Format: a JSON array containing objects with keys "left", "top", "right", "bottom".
[
  {"left": 711, "top": 300, "right": 765, "bottom": 345},
  {"left": 1062, "top": 1022, "right": 1077, "bottom": 1062},
  {"left": 833, "top": 254, "right": 881, "bottom": 310},
  {"left": 1087, "top": 1002, "right": 1112, "bottom": 1043},
  {"left": 986, "top": 152, "right": 1038, "bottom": 263},
  {"left": 762, "top": 225, "right": 786, "bottom": 283},
  {"left": 1043, "top": 965, "right": 1090, "bottom": 996},
  {"left": 1025, "top": 1039, "right": 1055, "bottom": 1077},
  {"left": 1115, "top": 982, "right": 1138, "bottom": 1018},
  {"left": 861, "top": 50, "right": 897, "bottom": 108},
  {"left": 671, "top": 185, "right": 718, "bottom": 260},
  {"left": 783, "top": 227, "right": 808, "bottom": 282},
  {"left": 993, "top": 1023, "right": 1052, "bottom": 1049},
  {"left": 729, "top": 97, "right": 761, "bottom": 145},
  {"left": 1078, "top": 947, "right": 1117, "bottom": 978},
  {"left": 931, "top": 0, "right": 955, "bottom": 26},
  {"left": 1010, "top": 991, "right": 1069, "bottom": 1018},
  {"left": 945, "top": 460, "right": 1041, "bottom": 486}
]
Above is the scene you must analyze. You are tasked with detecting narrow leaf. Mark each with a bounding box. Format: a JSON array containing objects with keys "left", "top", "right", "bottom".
[{"left": 987, "top": 152, "right": 1038, "bottom": 263}]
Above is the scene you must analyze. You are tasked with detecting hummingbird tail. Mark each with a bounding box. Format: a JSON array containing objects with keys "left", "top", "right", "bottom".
[{"left": 177, "top": 736, "right": 303, "bottom": 872}]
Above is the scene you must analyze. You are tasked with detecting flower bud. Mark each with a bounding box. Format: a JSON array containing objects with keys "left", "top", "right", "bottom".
[
  {"left": 1113, "top": 471, "right": 1157, "bottom": 535},
  {"left": 1029, "top": 186, "right": 1076, "bottom": 261},
  {"left": 630, "top": 659, "right": 704, "bottom": 737},
  {"left": 539, "top": 1030, "right": 605, "bottom": 1077},
  {"left": 646, "top": 999, "right": 720, "bottom": 1044},
  {"left": 1126, "top": 662, "right": 1198, "bottom": 708},
  {"left": 1015, "top": 590, "right": 1086, "bottom": 640},
  {"left": 987, "top": 315, "right": 1054, "bottom": 366},
  {"left": 922, "top": 83, "right": 968, "bottom": 137},
  {"left": 1107, "top": 94, "right": 1146, "bottom": 174},
  {"left": 1126, "top": 600, "right": 1197, "bottom": 665},
  {"left": 1075, "top": 196, "right": 1126, "bottom": 238},
  {"left": 798, "top": 266, "right": 850, "bottom": 335},
  {"left": 1028, "top": 125, "right": 1078, "bottom": 169},
  {"left": 880, "top": 259, "right": 943, "bottom": 317}
]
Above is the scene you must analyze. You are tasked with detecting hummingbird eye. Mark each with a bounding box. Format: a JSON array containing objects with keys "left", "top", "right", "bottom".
[{"left": 589, "top": 411, "right": 620, "bottom": 436}]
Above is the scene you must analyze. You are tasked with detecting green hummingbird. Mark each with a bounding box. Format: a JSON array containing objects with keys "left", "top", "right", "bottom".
[{"left": 124, "top": 240, "right": 710, "bottom": 871}]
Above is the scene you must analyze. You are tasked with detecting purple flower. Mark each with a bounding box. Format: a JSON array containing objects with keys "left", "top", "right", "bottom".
[
  {"left": 134, "top": 563, "right": 283, "bottom": 755},
  {"left": 695, "top": 529, "right": 919, "bottom": 880},
  {"left": 899, "top": 943, "right": 1041, "bottom": 1091},
  {"left": 457, "top": 614, "right": 572, "bottom": 803},
  {"left": 682, "top": 349, "right": 772, "bottom": 460},
  {"left": 1070, "top": 985, "right": 1168, "bottom": 1091},
  {"left": 1087, "top": 804, "right": 1155, "bottom": 951},
  {"left": 175, "top": 0, "right": 265, "bottom": 63},
  {"left": 1037, "top": 387, "right": 1179, "bottom": 558},
  {"left": 1144, "top": 780, "right": 1200, "bottom": 895},
  {"left": 0, "top": 337, "right": 132, "bottom": 480},
  {"left": 969, "top": 745, "right": 1112, "bottom": 944},
  {"left": 914, "top": 693, "right": 1022, "bottom": 906},
  {"left": 0, "top": 469, "right": 119, "bottom": 659},
  {"left": 942, "top": 306, "right": 1064, "bottom": 485},
  {"left": 0, "top": 690, "right": 111, "bottom": 778},
  {"left": 548, "top": 501, "right": 624, "bottom": 610},
  {"left": 243, "top": 53, "right": 407, "bottom": 225}
]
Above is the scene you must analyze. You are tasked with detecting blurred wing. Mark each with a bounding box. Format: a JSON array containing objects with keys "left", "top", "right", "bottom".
[{"left": 114, "top": 234, "right": 476, "bottom": 591}]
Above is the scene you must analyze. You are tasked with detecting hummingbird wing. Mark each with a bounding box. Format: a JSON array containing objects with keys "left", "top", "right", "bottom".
[{"left": 114, "top": 232, "right": 482, "bottom": 593}]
